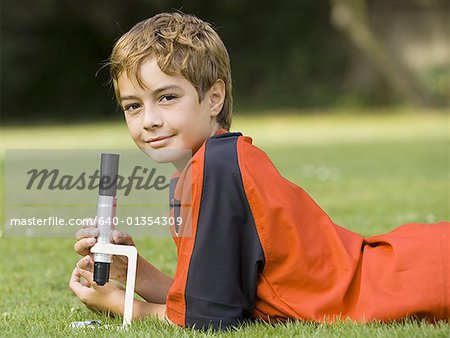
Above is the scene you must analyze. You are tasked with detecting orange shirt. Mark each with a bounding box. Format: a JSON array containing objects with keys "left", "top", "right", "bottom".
[{"left": 165, "top": 132, "right": 450, "bottom": 330}]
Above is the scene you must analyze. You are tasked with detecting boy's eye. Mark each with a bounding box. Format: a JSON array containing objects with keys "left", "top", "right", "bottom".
[
  {"left": 123, "top": 103, "right": 142, "bottom": 114},
  {"left": 159, "top": 94, "right": 177, "bottom": 103}
]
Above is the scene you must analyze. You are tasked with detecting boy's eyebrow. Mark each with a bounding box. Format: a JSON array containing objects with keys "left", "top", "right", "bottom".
[
  {"left": 153, "top": 85, "right": 183, "bottom": 96},
  {"left": 120, "top": 85, "right": 182, "bottom": 103},
  {"left": 119, "top": 95, "right": 140, "bottom": 103}
]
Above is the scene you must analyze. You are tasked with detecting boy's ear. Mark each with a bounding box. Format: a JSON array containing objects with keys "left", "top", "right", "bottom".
[{"left": 208, "top": 79, "right": 226, "bottom": 117}]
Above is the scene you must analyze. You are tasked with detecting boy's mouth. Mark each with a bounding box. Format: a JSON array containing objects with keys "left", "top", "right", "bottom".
[{"left": 144, "top": 135, "right": 174, "bottom": 144}]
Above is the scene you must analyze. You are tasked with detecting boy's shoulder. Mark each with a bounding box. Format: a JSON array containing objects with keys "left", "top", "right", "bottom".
[
  {"left": 191, "top": 131, "right": 276, "bottom": 180},
  {"left": 196, "top": 131, "right": 269, "bottom": 167}
]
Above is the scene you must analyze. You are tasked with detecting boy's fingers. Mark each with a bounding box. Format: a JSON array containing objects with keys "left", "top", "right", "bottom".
[
  {"left": 77, "top": 255, "right": 94, "bottom": 271},
  {"left": 112, "top": 230, "right": 134, "bottom": 245},
  {"left": 69, "top": 267, "right": 91, "bottom": 300},
  {"left": 74, "top": 238, "right": 97, "bottom": 255},
  {"left": 72, "top": 257, "right": 94, "bottom": 289},
  {"left": 69, "top": 267, "right": 81, "bottom": 293},
  {"left": 75, "top": 227, "right": 99, "bottom": 241},
  {"left": 77, "top": 265, "right": 94, "bottom": 284},
  {"left": 80, "top": 279, "right": 91, "bottom": 287}
]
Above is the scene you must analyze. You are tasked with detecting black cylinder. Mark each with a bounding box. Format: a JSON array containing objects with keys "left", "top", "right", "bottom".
[{"left": 93, "top": 262, "right": 111, "bottom": 286}]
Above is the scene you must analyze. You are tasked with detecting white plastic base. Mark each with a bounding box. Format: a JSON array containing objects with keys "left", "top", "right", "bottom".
[{"left": 90, "top": 243, "right": 137, "bottom": 329}]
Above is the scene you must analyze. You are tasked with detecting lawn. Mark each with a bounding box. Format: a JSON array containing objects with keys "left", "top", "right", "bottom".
[{"left": 0, "top": 109, "right": 449, "bottom": 337}]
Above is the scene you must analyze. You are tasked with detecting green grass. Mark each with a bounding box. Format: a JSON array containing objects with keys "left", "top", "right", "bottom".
[{"left": 0, "top": 109, "right": 449, "bottom": 337}]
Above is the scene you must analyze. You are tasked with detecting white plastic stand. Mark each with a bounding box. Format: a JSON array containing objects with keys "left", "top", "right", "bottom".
[{"left": 90, "top": 243, "right": 137, "bottom": 329}]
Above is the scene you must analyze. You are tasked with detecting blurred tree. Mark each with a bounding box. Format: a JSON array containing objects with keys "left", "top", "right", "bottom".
[{"left": 330, "top": 0, "right": 436, "bottom": 106}]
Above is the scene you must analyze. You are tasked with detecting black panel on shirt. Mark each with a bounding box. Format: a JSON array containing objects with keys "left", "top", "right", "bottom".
[
  {"left": 169, "top": 177, "right": 181, "bottom": 234},
  {"left": 184, "top": 132, "right": 265, "bottom": 330}
]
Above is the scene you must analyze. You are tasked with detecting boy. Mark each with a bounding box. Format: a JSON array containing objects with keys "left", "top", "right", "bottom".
[{"left": 69, "top": 12, "right": 450, "bottom": 330}]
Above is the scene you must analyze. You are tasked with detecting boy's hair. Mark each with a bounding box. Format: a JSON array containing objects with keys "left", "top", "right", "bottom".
[{"left": 110, "top": 12, "right": 233, "bottom": 130}]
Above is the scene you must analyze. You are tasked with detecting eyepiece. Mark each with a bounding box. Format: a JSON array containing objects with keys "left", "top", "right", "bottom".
[{"left": 99, "top": 153, "right": 119, "bottom": 197}]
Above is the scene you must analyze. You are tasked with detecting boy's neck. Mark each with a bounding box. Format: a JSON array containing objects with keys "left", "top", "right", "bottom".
[{"left": 172, "top": 126, "right": 229, "bottom": 173}]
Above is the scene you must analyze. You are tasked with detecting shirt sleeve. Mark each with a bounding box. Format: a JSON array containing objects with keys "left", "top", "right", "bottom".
[{"left": 166, "top": 133, "right": 265, "bottom": 330}]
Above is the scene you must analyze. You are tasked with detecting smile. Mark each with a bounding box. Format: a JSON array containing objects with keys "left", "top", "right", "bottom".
[{"left": 144, "top": 135, "right": 174, "bottom": 146}]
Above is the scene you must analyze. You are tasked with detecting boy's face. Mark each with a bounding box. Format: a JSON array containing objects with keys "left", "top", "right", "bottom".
[{"left": 118, "top": 58, "right": 223, "bottom": 166}]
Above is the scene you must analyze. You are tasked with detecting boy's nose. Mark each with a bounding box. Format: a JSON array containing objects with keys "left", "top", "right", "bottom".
[{"left": 142, "top": 107, "right": 163, "bottom": 130}]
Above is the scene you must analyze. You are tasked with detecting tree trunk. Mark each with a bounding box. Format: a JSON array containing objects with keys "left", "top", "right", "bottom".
[{"left": 330, "top": 0, "right": 431, "bottom": 105}]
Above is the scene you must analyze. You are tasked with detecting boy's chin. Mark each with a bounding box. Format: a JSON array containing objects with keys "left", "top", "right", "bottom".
[{"left": 141, "top": 148, "right": 192, "bottom": 165}]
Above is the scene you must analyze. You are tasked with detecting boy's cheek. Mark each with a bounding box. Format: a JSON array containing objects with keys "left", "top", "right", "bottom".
[{"left": 125, "top": 121, "right": 141, "bottom": 139}]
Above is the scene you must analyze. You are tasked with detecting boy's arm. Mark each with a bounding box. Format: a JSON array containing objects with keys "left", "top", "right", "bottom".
[
  {"left": 134, "top": 301, "right": 168, "bottom": 321},
  {"left": 135, "top": 255, "right": 173, "bottom": 304}
]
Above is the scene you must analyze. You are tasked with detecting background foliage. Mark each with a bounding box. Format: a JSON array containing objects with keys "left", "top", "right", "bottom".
[{"left": 2, "top": 0, "right": 448, "bottom": 124}]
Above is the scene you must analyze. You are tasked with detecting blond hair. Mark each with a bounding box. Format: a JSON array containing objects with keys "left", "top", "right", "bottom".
[{"left": 109, "top": 12, "right": 233, "bottom": 130}]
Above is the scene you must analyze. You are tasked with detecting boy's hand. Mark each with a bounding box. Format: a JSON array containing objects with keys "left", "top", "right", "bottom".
[
  {"left": 70, "top": 255, "right": 170, "bottom": 322},
  {"left": 69, "top": 255, "right": 125, "bottom": 315},
  {"left": 73, "top": 218, "right": 173, "bottom": 305},
  {"left": 74, "top": 218, "right": 135, "bottom": 284}
]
